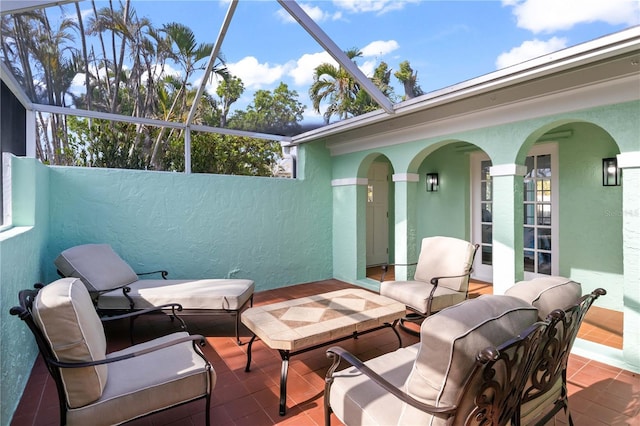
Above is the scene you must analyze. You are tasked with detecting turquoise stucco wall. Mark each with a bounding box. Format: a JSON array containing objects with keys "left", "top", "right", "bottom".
[
  {"left": 0, "top": 141, "right": 334, "bottom": 424},
  {"left": 330, "top": 102, "right": 635, "bottom": 303},
  {"left": 416, "top": 144, "right": 471, "bottom": 242},
  {"left": 44, "top": 141, "right": 334, "bottom": 290},
  {"left": 558, "top": 122, "right": 624, "bottom": 310},
  {"left": 1, "top": 157, "right": 50, "bottom": 425}
]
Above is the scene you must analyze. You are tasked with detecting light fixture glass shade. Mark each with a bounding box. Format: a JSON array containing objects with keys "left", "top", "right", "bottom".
[
  {"left": 426, "top": 173, "right": 439, "bottom": 192},
  {"left": 602, "top": 157, "right": 621, "bottom": 186}
]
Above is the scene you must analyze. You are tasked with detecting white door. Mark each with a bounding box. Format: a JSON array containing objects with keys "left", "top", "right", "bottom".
[
  {"left": 471, "top": 154, "right": 494, "bottom": 282},
  {"left": 471, "top": 144, "right": 558, "bottom": 282},
  {"left": 523, "top": 143, "right": 559, "bottom": 279},
  {"left": 366, "top": 162, "right": 389, "bottom": 266}
]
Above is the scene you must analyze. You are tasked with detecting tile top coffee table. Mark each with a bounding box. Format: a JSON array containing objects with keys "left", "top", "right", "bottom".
[{"left": 241, "top": 288, "right": 406, "bottom": 415}]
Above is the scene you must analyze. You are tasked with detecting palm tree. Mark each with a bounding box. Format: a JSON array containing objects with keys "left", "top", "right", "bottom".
[
  {"left": 394, "top": 60, "right": 424, "bottom": 100},
  {"left": 309, "top": 47, "right": 363, "bottom": 124}
]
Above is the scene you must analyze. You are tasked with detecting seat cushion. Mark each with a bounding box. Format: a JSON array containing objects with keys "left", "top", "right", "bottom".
[
  {"left": 55, "top": 244, "right": 138, "bottom": 293},
  {"left": 405, "top": 295, "right": 539, "bottom": 425},
  {"left": 505, "top": 276, "right": 581, "bottom": 320},
  {"left": 97, "top": 278, "right": 255, "bottom": 310},
  {"left": 329, "top": 344, "right": 421, "bottom": 426},
  {"left": 66, "top": 332, "right": 214, "bottom": 425},
  {"left": 32, "top": 278, "right": 108, "bottom": 408},
  {"left": 379, "top": 280, "right": 466, "bottom": 314},
  {"left": 414, "top": 237, "right": 476, "bottom": 292}
]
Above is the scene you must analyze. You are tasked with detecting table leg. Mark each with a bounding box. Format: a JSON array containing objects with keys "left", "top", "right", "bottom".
[
  {"left": 278, "top": 350, "right": 290, "bottom": 416},
  {"left": 245, "top": 334, "right": 257, "bottom": 372},
  {"left": 389, "top": 319, "right": 402, "bottom": 348}
]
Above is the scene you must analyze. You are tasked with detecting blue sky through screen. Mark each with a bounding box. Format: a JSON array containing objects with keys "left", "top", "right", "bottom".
[{"left": 52, "top": 0, "right": 640, "bottom": 125}]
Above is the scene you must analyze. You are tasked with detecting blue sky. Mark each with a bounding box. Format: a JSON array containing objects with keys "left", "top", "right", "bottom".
[{"left": 59, "top": 0, "right": 640, "bottom": 123}]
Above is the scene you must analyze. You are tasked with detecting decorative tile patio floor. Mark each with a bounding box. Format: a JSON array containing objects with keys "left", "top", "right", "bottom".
[{"left": 10, "top": 279, "right": 638, "bottom": 425}]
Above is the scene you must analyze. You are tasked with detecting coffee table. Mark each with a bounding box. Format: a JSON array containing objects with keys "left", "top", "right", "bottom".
[{"left": 241, "top": 288, "right": 406, "bottom": 415}]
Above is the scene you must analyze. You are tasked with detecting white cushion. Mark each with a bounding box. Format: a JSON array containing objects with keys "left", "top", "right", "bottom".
[
  {"left": 97, "top": 278, "right": 255, "bottom": 310},
  {"left": 54, "top": 244, "right": 138, "bottom": 293},
  {"left": 32, "top": 278, "right": 107, "bottom": 408},
  {"left": 505, "top": 276, "right": 582, "bottom": 320},
  {"left": 330, "top": 296, "right": 538, "bottom": 426},
  {"left": 414, "top": 236, "right": 476, "bottom": 292},
  {"left": 67, "top": 332, "right": 214, "bottom": 425},
  {"left": 379, "top": 280, "right": 466, "bottom": 314}
]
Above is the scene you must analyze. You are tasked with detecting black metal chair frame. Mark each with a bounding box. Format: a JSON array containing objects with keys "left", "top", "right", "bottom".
[
  {"left": 59, "top": 269, "right": 254, "bottom": 345},
  {"left": 522, "top": 288, "right": 607, "bottom": 426},
  {"left": 380, "top": 243, "right": 480, "bottom": 335},
  {"left": 10, "top": 283, "right": 214, "bottom": 426},
  {"left": 324, "top": 318, "right": 548, "bottom": 426}
]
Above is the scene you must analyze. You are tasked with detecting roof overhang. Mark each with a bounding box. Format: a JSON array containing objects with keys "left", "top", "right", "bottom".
[{"left": 292, "top": 26, "right": 640, "bottom": 152}]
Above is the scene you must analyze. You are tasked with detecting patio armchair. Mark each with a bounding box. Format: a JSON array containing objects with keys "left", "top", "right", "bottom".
[
  {"left": 324, "top": 295, "right": 544, "bottom": 425},
  {"left": 505, "top": 277, "right": 607, "bottom": 425},
  {"left": 54, "top": 243, "right": 255, "bottom": 345},
  {"left": 9, "top": 277, "right": 215, "bottom": 426},
  {"left": 379, "top": 236, "right": 479, "bottom": 333}
]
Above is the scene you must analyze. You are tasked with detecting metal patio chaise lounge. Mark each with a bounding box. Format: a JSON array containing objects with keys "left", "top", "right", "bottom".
[{"left": 55, "top": 243, "right": 254, "bottom": 345}]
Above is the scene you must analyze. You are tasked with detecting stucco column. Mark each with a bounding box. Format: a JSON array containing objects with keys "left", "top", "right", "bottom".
[
  {"left": 490, "top": 164, "right": 527, "bottom": 294},
  {"left": 618, "top": 152, "right": 640, "bottom": 370},
  {"left": 331, "top": 178, "right": 367, "bottom": 282},
  {"left": 392, "top": 173, "right": 419, "bottom": 281}
]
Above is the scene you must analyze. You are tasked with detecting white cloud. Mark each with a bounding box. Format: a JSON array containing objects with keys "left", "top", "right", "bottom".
[
  {"left": 277, "top": 3, "right": 343, "bottom": 23},
  {"left": 361, "top": 40, "right": 399, "bottom": 57},
  {"left": 495, "top": 37, "right": 567, "bottom": 69},
  {"left": 226, "top": 56, "right": 286, "bottom": 89},
  {"left": 141, "top": 63, "right": 181, "bottom": 83},
  {"left": 359, "top": 59, "right": 377, "bottom": 77},
  {"left": 504, "top": 0, "right": 640, "bottom": 33},
  {"left": 334, "top": 0, "right": 419, "bottom": 15},
  {"left": 288, "top": 52, "right": 336, "bottom": 86}
]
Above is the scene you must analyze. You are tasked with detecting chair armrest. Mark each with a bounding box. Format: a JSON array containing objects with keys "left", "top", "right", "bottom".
[
  {"left": 429, "top": 270, "right": 473, "bottom": 286},
  {"left": 47, "top": 334, "right": 207, "bottom": 368},
  {"left": 100, "top": 303, "right": 184, "bottom": 322},
  {"left": 380, "top": 262, "right": 418, "bottom": 282},
  {"left": 325, "top": 346, "right": 456, "bottom": 415},
  {"left": 137, "top": 270, "right": 169, "bottom": 279}
]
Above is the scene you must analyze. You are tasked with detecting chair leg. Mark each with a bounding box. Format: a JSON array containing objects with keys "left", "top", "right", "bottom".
[{"left": 399, "top": 312, "right": 426, "bottom": 336}]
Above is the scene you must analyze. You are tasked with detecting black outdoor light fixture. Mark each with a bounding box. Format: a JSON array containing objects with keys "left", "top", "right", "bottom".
[
  {"left": 426, "top": 173, "right": 439, "bottom": 192},
  {"left": 602, "top": 157, "right": 621, "bottom": 186}
]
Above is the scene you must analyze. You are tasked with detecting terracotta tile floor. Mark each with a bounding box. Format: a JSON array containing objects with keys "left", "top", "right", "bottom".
[{"left": 11, "top": 279, "right": 639, "bottom": 425}]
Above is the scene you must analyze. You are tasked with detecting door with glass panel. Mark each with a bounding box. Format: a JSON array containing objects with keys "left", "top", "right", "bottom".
[
  {"left": 471, "top": 154, "right": 494, "bottom": 282},
  {"left": 523, "top": 144, "right": 558, "bottom": 279},
  {"left": 472, "top": 144, "right": 558, "bottom": 282}
]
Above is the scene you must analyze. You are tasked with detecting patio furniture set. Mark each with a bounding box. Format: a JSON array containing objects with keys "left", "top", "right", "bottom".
[{"left": 10, "top": 238, "right": 605, "bottom": 425}]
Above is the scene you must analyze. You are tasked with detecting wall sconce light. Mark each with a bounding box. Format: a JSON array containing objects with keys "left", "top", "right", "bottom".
[
  {"left": 602, "top": 157, "right": 621, "bottom": 186},
  {"left": 426, "top": 173, "right": 439, "bottom": 192}
]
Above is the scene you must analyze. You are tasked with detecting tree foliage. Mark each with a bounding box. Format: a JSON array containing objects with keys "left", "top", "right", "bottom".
[{"left": 1, "top": 0, "right": 289, "bottom": 177}]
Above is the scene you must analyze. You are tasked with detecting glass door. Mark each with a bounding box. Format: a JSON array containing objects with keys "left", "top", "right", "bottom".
[{"left": 523, "top": 147, "right": 557, "bottom": 278}]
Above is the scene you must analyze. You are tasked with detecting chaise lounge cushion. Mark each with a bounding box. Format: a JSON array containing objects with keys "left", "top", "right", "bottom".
[
  {"left": 55, "top": 244, "right": 138, "bottom": 293},
  {"left": 330, "top": 295, "right": 539, "bottom": 425},
  {"left": 505, "top": 276, "right": 581, "bottom": 319},
  {"left": 54, "top": 244, "right": 255, "bottom": 311},
  {"left": 97, "top": 278, "right": 255, "bottom": 311}
]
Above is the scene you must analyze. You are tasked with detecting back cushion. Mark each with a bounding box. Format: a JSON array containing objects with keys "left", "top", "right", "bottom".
[
  {"left": 505, "top": 276, "right": 582, "bottom": 320},
  {"left": 405, "top": 295, "right": 538, "bottom": 412},
  {"left": 414, "top": 236, "right": 475, "bottom": 292},
  {"left": 54, "top": 244, "right": 138, "bottom": 292},
  {"left": 32, "top": 278, "right": 108, "bottom": 408}
]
